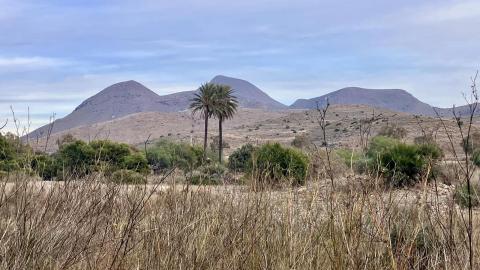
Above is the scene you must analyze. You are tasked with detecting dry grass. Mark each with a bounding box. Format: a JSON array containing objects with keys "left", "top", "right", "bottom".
[{"left": 0, "top": 171, "right": 478, "bottom": 270}]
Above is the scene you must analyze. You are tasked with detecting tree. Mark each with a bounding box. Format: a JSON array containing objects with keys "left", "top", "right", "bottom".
[
  {"left": 190, "top": 83, "right": 217, "bottom": 160},
  {"left": 211, "top": 84, "right": 238, "bottom": 163}
]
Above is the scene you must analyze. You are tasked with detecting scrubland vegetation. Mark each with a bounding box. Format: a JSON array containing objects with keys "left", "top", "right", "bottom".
[{"left": 0, "top": 83, "right": 480, "bottom": 269}]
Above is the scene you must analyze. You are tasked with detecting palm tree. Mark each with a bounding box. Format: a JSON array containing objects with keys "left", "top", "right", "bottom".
[
  {"left": 190, "top": 83, "right": 217, "bottom": 160},
  {"left": 211, "top": 84, "right": 238, "bottom": 163}
]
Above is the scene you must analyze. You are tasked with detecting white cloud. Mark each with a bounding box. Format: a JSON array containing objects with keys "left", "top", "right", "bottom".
[
  {"left": 0, "top": 56, "right": 71, "bottom": 69},
  {"left": 413, "top": 1, "right": 480, "bottom": 23}
]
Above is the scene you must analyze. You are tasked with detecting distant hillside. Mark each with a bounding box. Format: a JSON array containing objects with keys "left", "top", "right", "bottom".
[
  {"left": 211, "top": 75, "right": 287, "bottom": 110},
  {"left": 29, "top": 76, "right": 286, "bottom": 138},
  {"left": 290, "top": 87, "right": 436, "bottom": 115},
  {"left": 155, "top": 75, "right": 287, "bottom": 111},
  {"left": 30, "top": 80, "right": 170, "bottom": 139}
]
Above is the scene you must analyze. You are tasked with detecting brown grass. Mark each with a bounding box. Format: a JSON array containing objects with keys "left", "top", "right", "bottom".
[{"left": 0, "top": 171, "right": 478, "bottom": 269}]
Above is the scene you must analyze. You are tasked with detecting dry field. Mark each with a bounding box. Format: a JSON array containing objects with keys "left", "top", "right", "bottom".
[
  {"left": 10, "top": 104, "right": 480, "bottom": 269},
  {"left": 30, "top": 105, "right": 476, "bottom": 160},
  {"left": 0, "top": 169, "right": 479, "bottom": 269}
]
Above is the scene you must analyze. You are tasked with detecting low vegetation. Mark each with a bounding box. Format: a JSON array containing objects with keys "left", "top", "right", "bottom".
[
  {"left": 250, "top": 143, "right": 309, "bottom": 187},
  {"left": 0, "top": 134, "right": 150, "bottom": 181},
  {"left": 146, "top": 139, "right": 205, "bottom": 173},
  {"left": 227, "top": 143, "right": 256, "bottom": 172},
  {"left": 454, "top": 181, "right": 480, "bottom": 208},
  {"left": 1, "top": 88, "right": 480, "bottom": 269}
]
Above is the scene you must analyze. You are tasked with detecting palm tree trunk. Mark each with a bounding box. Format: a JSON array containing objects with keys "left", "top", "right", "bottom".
[
  {"left": 219, "top": 116, "right": 223, "bottom": 163},
  {"left": 203, "top": 110, "right": 209, "bottom": 160}
]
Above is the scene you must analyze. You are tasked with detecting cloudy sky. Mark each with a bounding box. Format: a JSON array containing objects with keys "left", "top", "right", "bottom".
[{"left": 1, "top": 0, "right": 480, "bottom": 132}]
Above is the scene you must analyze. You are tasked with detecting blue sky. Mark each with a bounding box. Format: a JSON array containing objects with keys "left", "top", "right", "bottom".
[{"left": 1, "top": 0, "right": 480, "bottom": 132}]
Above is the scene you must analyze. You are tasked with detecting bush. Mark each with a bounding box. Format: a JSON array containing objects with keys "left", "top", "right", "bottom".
[
  {"left": 416, "top": 143, "right": 443, "bottom": 161},
  {"left": 335, "top": 148, "right": 368, "bottom": 174},
  {"left": 57, "top": 140, "right": 95, "bottom": 177},
  {"left": 367, "top": 136, "right": 442, "bottom": 187},
  {"left": 228, "top": 144, "right": 256, "bottom": 172},
  {"left": 0, "top": 134, "right": 16, "bottom": 161},
  {"left": 121, "top": 152, "right": 150, "bottom": 175},
  {"left": 367, "top": 136, "right": 399, "bottom": 159},
  {"left": 110, "top": 169, "right": 146, "bottom": 184},
  {"left": 146, "top": 140, "right": 205, "bottom": 173},
  {"left": 379, "top": 144, "right": 426, "bottom": 187},
  {"left": 31, "top": 154, "right": 59, "bottom": 180},
  {"left": 472, "top": 150, "right": 480, "bottom": 167},
  {"left": 454, "top": 182, "right": 480, "bottom": 208},
  {"left": 91, "top": 140, "right": 131, "bottom": 165},
  {"left": 377, "top": 124, "right": 407, "bottom": 139},
  {"left": 251, "top": 143, "right": 309, "bottom": 187},
  {"left": 0, "top": 133, "right": 32, "bottom": 172},
  {"left": 186, "top": 163, "right": 227, "bottom": 185}
]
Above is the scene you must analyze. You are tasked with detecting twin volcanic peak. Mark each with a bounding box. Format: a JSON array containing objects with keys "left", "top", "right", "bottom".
[{"left": 29, "top": 75, "right": 287, "bottom": 138}]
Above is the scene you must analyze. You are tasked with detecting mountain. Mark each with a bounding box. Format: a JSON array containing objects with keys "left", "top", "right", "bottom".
[
  {"left": 30, "top": 80, "right": 168, "bottom": 138},
  {"left": 153, "top": 75, "right": 288, "bottom": 111},
  {"left": 29, "top": 76, "right": 286, "bottom": 138},
  {"left": 211, "top": 75, "right": 287, "bottom": 110},
  {"left": 290, "top": 87, "right": 436, "bottom": 115}
]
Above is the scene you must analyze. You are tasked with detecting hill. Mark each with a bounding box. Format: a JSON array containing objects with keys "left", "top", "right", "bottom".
[
  {"left": 290, "top": 87, "right": 436, "bottom": 115},
  {"left": 211, "top": 75, "right": 287, "bottom": 110},
  {"left": 29, "top": 76, "right": 286, "bottom": 138}
]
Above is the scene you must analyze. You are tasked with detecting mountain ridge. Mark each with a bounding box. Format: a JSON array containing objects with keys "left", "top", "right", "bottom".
[
  {"left": 29, "top": 75, "right": 286, "bottom": 138},
  {"left": 29, "top": 78, "right": 474, "bottom": 140},
  {"left": 289, "top": 87, "right": 436, "bottom": 115}
]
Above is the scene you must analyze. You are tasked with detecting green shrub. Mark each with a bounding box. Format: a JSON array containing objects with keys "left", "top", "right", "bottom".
[
  {"left": 416, "top": 143, "right": 443, "bottom": 161},
  {"left": 91, "top": 140, "right": 131, "bottom": 165},
  {"left": 0, "top": 133, "right": 33, "bottom": 173},
  {"left": 472, "top": 150, "right": 480, "bottom": 167},
  {"left": 121, "top": 152, "right": 150, "bottom": 175},
  {"left": 0, "top": 159, "right": 20, "bottom": 173},
  {"left": 0, "top": 134, "right": 16, "bottom": 161},
  {"left": 187, "top": 163, "right": 227, "bottom": 185},
  {"left": 110, "top": 169, "right": 146, "bottom": 184},
  {"left": 454, "top": 182, "right": 480, "bottom": 208},
  {"left": 251, "top": 143, "right": 309, "bottom": 186},
  {"left": 228, "top": 144, "right": 256, "bottom": 172},
  {"left": 146, "top": 140, "right": 205, "bottom": 173},
  {"left": 31, "top": 154, "right": 59, "bottom": 180},
  {"left": 367, "top": 136, "right": 442, "bottom": 187},
  {"left": 335, "top": 148, "right": 368, "bottom": 173},
  {"left": 379, "top": 144, "right": 426, "bottom": 187},
  {"left": 57, "top": 140, "right": 95, "bottom": 177},
  {"left": 366, "top": 136, "right": 399, "bottom": 159},
  {"left": 147, "top": 150, "right": 173, "bottom": 172}
]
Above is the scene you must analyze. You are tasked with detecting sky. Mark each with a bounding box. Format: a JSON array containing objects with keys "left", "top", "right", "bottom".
[{"left": 1, "top": 0, "right": 480, "bottom": 133}]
